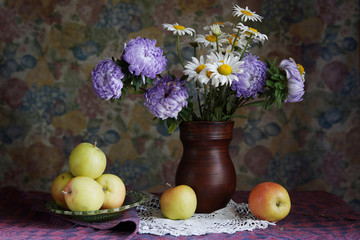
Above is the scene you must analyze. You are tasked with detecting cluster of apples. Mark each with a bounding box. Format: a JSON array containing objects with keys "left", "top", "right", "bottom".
[{"left": 51, "top": 142, "right": 126, "bottom": 211}]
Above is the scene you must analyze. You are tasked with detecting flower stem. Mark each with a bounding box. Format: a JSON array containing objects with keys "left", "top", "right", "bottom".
[
  {"left": 239, "top": 35, "right": 253, "bottom": 60},
  {"left": 230, "top": 96, "right": 247, "bottom": 118},
  {"left": 231, "top": 28, "right": 241, "bottom": 52},
  {"left": 196, "top": 80, "right": 203, "bottom": 119},
  {"left": 208, "top": 85, "right": 214, "bottom": 120},
  {"left": 177, "top": 34, "right": 185, "bottom": 68},
  {"left": 203, "top": 83, "right": 208, "bottom": 120}
]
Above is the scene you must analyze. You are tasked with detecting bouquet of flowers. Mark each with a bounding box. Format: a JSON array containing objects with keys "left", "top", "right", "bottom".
[{"left": 91, "top": 4, "right": 305, "bottom": 133}]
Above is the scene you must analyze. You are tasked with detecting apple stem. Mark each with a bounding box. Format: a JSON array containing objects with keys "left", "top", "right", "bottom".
[
  {"left": 94, "top": 141, "right": 97, "bottom": 148},
  {"left": 166, "top": 183, "right": 173, "bottom": 188}
]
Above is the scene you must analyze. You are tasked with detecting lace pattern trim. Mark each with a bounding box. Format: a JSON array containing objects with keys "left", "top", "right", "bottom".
[{"left": 137, "top": 192, "right": 275, "bottom": 236}]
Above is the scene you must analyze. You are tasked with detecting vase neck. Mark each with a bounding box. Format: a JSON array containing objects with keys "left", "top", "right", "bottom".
[{"left": 180, "top": 121, "right": 234, "bottom": 140}]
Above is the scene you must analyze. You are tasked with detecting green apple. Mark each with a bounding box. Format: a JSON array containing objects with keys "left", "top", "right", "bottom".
[
  {"left": 62, "top": 176, "right": 105, "bottom": 211},
  {"left": 248, "top": 182, "right": 291, "bottom": 222},
  {"left": 69, "top": 142, "right": 106, "bottom": 179},
  {"left": 96, "top": 174, "right": 126, "bottom": 209},
  {"left": 160, "top": 185, "right": 197, "bottom": 220},
  {"left": 51, "top": 171, "right": 74, "bottom": 209}
]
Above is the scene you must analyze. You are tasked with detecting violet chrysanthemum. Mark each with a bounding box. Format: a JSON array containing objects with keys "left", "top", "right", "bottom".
[
  {"left": 279, "top": 58, "right": 305, "bottom": 102},
  {"left": 122, "top": 37, "right": 167, "bottom": 83},
  {"left": 91, "top": 59, "right": 124, "bottom": 100},
  {"left": 144, "top": 75, "right": 188, "bottom": 120},
  {"left": 231, "top": 54, "right": 267, "bottom": 98}
]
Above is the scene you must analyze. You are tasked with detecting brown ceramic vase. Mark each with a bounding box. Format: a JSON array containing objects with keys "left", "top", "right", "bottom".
[{"left": 175, "top": 121, "right": 237, "bottom": 213}]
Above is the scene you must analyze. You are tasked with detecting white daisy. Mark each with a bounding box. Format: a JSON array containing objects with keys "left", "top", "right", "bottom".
[
  {"left": 203, "top": 22, "right": 222, "bottom": 31},
  {"left": 235, "top": 23, "right": 268, "bottom": 45},
  {"left": 232, "top": 5, "right": 263, "bottom": 22},
  {"left": 206, "top": 52, "right": 244, "bottom": 87},
  {"left": 195, "top": 31, "right": 228, "bottom": 48},
  {"left": 252, "top": 31, "right": 268, "bottom": 45},
  {"left": 197, "top": 67, "right": 212, "bottom": 85},
  {"left": 210, "top": 24, "right": 222, "bottom": 36},
  {"left": 203, "top": 21, "right": 234, "bottom": 32},
  {"left": 184, "top": 55, "right": 207, "bottom": 82},
  {"left": 234, "top": 22, "right": 249, "bottom": 33},
  {"left": 162, "top": 23, "right": 196, "bottom": 36}
]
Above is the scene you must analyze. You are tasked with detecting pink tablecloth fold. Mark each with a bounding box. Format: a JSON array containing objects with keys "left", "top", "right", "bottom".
[{"left": 0, "top": 186, "right": 139, "bottom": 239}]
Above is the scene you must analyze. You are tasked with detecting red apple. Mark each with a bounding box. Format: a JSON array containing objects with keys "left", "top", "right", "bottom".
[{"left": 248, "top": 182, "right": 291, "bottom": 222}]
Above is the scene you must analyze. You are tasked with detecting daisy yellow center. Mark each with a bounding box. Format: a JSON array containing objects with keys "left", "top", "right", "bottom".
[
  {"left": 174, "top": 25, "right": 185, "bottom": 30},
  {"left": 196, "top": 64, "right": 206, "bottom": 74},
  {"left": 218, "top": 64, "right": 232, "bottom": 76},
  {"left": 249, "top": 28, "right": 258, "bottom": 33},
  {"left": 228, "top": 34, "right": 238, "bottom": 45},
  {"left": 206, "top": 71, "right": 213, "bottom": 78},
  {"left": 205, "top": 35, "right": 217, "bottom": 42},
  {"left": 241, "top": 10, "right": 253, "bottom": 16},
  {"left": 228, "top": 38, "right": 237, "bottom": 45},
  {"left": 246, "top": 28, "right": 258, "bottom": 36},
  {"left": 213, "top": 21, "right": 224, "bottom": 25},
  {"left": 297, "top": 64, "right": 305, "bottom": 75}
]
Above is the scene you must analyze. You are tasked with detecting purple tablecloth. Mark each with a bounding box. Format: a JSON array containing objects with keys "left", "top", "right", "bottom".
[{"left": 0, "top": 186, "right": 359, "bottom": 239}]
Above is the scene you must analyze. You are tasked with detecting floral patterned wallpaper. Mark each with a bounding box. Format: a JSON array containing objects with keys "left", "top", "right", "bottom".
[{"left": 0, "top": 0, "right": 359, "bottom": 212}]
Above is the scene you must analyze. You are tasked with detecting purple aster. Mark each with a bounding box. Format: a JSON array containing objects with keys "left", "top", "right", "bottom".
[
  {"left": 144, "top": 75, "right": 188, "bottom": 120},
  {"left": 279, "top": 58, "right": 305, "bottom": 102},
  {"left": 231, "top": 54, "right": 267, "bottom": 98},
  {"left": 91, "top": 59, "right": 124, "bottom": 100},
  {"left": 122, "top": 37, "right": 167, "bottom": 83}
]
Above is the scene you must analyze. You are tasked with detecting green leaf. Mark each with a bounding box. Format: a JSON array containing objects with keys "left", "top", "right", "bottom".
[
  {"left": 266, "top": 80, "right": 274, "bottom": 87},
  {"left": 130, "top": 89, "right": 145, "bottom": 94},
  {"left": 134, "top": 78, "right": 140, "bottom": 92},
  {"left": 232, "top": 114, "right": 248, "bottom": 118},
  {"left": 145, "top": 77, "right": 153, "bottom": 85},
  {"left": 226, "top": 101, "right": 232, "bottom": 112},
  {"left": 275, "top": 88, "right": 279, "bottom": 97},
  {"left": 221, "top": 115, "right": 232, "bottom": 121},
  {"left": 166, "top": 118, "right": 182, "bottom": 134},
  {"left": 275, "top": 82, "right": 282, "bottom": 89},
  {"left": 276, "top": 97, "right": 282, "bottom": 109},
  {"left": 241, "top": 100, "right": 265, "bottom": 107},
  {"left": 180, "top": 75, "right": 188, "bottom": 81}
]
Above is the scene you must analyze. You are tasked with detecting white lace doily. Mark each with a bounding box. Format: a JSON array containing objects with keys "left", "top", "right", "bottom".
[{"left": 136, "top": 192, "right": 275, "bottom": 236}]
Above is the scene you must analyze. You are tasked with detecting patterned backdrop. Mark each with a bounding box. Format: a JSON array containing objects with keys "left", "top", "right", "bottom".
[{"left": 0, "top": 0, "right": 359, "bottom": 212}]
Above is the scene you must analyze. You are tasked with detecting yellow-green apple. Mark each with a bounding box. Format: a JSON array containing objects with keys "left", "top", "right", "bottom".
[
  {"left": 69, "top": 142, "right": 106, "bottom": 179},
  {"left": 96, "top": 174, "right": 126, "bottom": 209},
  {"left": 62, "top": 176, "right": 105, "bottom": 211},
  {"left": 248, "top": 182, "right": 291, "bottom": 222},
  {"left": 160, "top": 185, "right": 197, "bottom": 220},
  {"left": 51, "top": 171, "right": 74, "bottom": 209}
]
